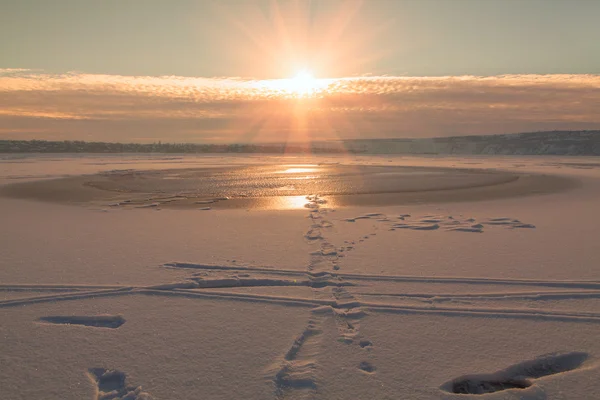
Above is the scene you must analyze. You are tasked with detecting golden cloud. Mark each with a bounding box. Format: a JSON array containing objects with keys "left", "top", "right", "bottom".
[{"left": 1, "top": 70, "right": 599, "bottom": 142}]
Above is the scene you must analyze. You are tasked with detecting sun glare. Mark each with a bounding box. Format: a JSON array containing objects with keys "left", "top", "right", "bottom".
[
  {"left": 255, "top": 69, "right": 327, "bottom": 98},
  {"left": 287, "top": 70, "right": 318, "bottom": 96}
]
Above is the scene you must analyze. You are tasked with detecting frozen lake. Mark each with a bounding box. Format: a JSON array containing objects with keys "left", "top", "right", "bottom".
[{"left": 1, "top": 154, "right": 599, "bottom": 399}]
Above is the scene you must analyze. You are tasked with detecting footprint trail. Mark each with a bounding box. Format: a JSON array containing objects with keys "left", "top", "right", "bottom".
[{"left": 270, "top": 195, "right": 377, "bottom": 398}]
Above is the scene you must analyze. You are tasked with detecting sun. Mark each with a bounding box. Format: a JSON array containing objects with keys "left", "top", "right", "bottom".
[
  {"left": 285, "top": 69, "right": 320, "bottom": 96},
  {"left": 253, "top": 69, "right": 328, "bottom": 98}
]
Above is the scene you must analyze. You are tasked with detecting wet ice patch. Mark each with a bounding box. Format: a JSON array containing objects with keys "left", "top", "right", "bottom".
[{"left": 39, "top": 315, "right": 125, "bottom": 329}]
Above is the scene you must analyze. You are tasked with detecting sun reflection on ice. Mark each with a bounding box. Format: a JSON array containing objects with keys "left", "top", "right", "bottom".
[
  {"left": 262, "top": 195, "right": 310, "bottom": 210},
  {"left": 279, "top": 167, "right": 319, "bottom": 174}
]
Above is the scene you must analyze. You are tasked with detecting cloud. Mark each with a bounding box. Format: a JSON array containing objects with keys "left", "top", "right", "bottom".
[{"left": 1, "top": 70, "right": 599, "bottom": 142}]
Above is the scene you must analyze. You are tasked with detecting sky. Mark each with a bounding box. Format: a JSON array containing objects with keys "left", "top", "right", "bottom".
[{"left": 1, "top": 0, "right": 599, "bottom": 143}]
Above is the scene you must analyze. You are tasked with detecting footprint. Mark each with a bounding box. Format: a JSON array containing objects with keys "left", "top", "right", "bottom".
[
  {"left": 88, "top": 368, "right": 152, "bottom": 399},
  {"left": 305, "top": 228, "right": 322, "bottom": 241},
  {"left": 274, "top": 361, "right": 318, "bottom": 392},
  {"left": 335, "top": 318, "right": 357, "bottom": 344},
  {"left": 285, "top": 324, "right": 322, "bottom": 361},
  {"left": 441, "top": 352, "right": 589, "bottom": 395},
  {"left": 134, "top": 203, "right": 159, "bottom": 209},
  {"left": 273, "top": 316, "right": 325, "bottom": 397},
  {"left": 513, "top": 223, "right": 536, "bottom": 229},
  {"left": 320, "top": 220, "right": 333, "bottom": 228},
  {"left": 483, "top": 218, "right": 536, "bottom": 229},
  {"left": 393, "top": 223, "right": 439, "bottom": 231},
  {"left": 39, "top": 315, "right": 125, "bottom": 329},
  {"left": 448, "top": 224, "right": 484, "bottom": 233},
  {"left": 359, "top": 361, "right": 377, "bottom": 373},
  {"left": 320, "top": 243, "right": 338, "bottom": 256}
]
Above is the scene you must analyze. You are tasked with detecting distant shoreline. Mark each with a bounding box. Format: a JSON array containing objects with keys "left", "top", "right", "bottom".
[{"left": 1, "top": 130, "right": 599, "bottom": 156}]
